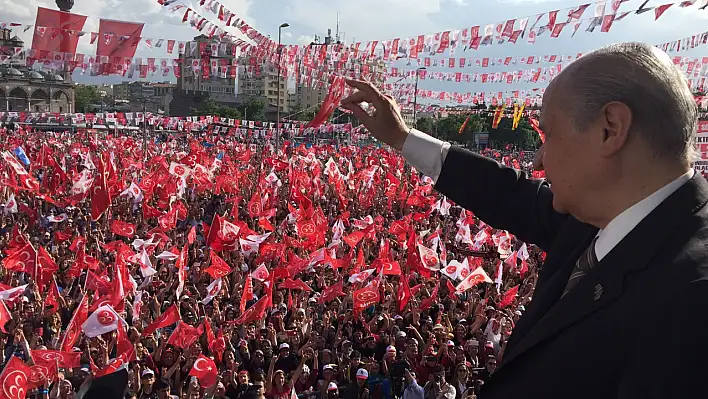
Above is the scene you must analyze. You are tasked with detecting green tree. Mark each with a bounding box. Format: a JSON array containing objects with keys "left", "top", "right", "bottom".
[
  {"left": 75, "top": 85, "right": 100, "bottom": 113},
  {"left": 486, "top": 107, "right": 539, "bottom": 149},
  {"left": 244, "top": 97, "right": 266, "bottom": 121},
  {"left": 191, "top": 99, "right": 242, "bottom": 119},
  {"left": 416, "top": 117, "right": 434, "bottom": 134}
]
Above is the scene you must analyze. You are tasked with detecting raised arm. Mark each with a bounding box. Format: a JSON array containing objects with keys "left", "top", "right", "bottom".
[{"left": 340, "top": 79, "right": 567, "bottom": 252}]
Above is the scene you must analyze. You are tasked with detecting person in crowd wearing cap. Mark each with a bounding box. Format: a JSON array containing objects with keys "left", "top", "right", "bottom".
[
  {"left": 326, "top": 382, "right": 339, "bottom": 399},
  {"left": 266, "top": 350, "right": 309, "bottom": 399},
  {"left": 317, "top": 364, "right": 338, "bottom": 397},
  {"left": 137, "top": 369, "right": 159, "bottom": 399},
  {"left": 274, "top": 342, "right": 298, "bottom": 375},
  {"left": 343, "top": 368, "right": 370, "bottom": 399},
  {"left": 422, "top": 366, "right": 455, "bottom": 399}
]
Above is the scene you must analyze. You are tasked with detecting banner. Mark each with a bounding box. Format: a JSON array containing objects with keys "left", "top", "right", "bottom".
[
  {"left": 31, "top": 7, "right": 87, "bottom": 53},
  {"left": 96, "top": 19, "right": 144, "bottom": 58},
  {"left": 694, "top": 120, "right": 708, "bottom": 174}
]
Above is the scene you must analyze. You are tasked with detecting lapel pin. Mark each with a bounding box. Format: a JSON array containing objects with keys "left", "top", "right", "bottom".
[{"left": 594, "top": 284, "right": 603, "bottom": 301}]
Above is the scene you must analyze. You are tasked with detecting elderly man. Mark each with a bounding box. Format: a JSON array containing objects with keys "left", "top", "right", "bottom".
[{"left": 341, "top": 42, "right": 708, "bottom": 398}]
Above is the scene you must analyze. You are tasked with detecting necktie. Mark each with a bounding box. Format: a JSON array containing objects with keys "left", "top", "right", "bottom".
[{"left": 562, "top": 237, "right": 599, "bottom": 297}]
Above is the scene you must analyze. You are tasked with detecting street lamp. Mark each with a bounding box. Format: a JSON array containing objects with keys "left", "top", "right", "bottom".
[
  {"left": 413, "top": 67, "right": 426, "bottom": 129},
  {"left": 277, "top": 22, "right": 289, "bottom": 148}
]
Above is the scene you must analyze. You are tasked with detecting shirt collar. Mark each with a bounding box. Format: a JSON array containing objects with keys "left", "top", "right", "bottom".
[{"left": 594, "top": 169, "right": 694, "bottom": 261}]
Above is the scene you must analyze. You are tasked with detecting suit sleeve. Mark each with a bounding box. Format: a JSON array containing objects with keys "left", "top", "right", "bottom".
[
  {"left": 617, "top": 279, "right": 708, "bottom": 398},
  {"left": 434, "top": 145, "right": 567, "bottom": 252}
]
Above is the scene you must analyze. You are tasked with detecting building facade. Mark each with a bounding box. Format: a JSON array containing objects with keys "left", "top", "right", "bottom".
[
  {"left": 237, "top": 57, "right": 289, "bottom": 112},
  {"left": 177, "top": 35, "right": 238, "bottom": 105},
  {"left": 0, "top": 29, "right": 74, "bottom": 113}
]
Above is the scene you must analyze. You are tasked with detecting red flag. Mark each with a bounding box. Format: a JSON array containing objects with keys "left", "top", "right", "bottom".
[
  {"left": 232, "top": 296, "right": 268, "bottom": 325},
  {"left": 189, "top": 355, "right": 218, "bottom": 388},
  {"left": 0, "top": 356, "right": 31, "bottom": 399},
  {"left": 142, "top": 304, "right": 181, "bottom": 337},
  {"left": 61, "top": 294, "right": 88, "bottom": 351},
  {"left": 31, "top": 7, "right": 87, "bottom": 54},
  {"left": 353, "top": 282, "right": 380, "bottom": 312},
  {"left": 96, "top": 19, "right": 144, "bottom": 58},
  {"left": 499, "top": 285, "right": 519, "bottom": 308},
  {"left": 458, "top": 115, "right": 470, "bottom": 135},
  {"left": 240, "top": 275, "right": 253, "bottom": 314},
  {"left": 397, "top": 276, "right": 411, "bottom": 313},
  {"left": 319, "top": 280, "right": 345, "bottom": 304},
  {"left": 187, "top": 225, "right": 196, "bottom": 244},
  {"left": 0, "top": 300, "right": 12, "bottom": 333},
  {"left": 167, "top": 322, "right": 201, "bottom": 348},
  {"left": 111, "top": 220, "right": 137, "bottom": 237},
  {"left": 654, "top": 3, "right": 673, "bottom": 19},
  {"left": 90, "top": 154, "right": 111, "bottom": 221},
  {"left": 204, "top": 252, "right": 231, "bottom": 279}
]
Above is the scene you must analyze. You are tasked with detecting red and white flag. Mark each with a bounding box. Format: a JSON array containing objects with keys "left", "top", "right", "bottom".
[
  {"left": 81, "top": 304, "right": 126, "bottom": 338},
  {"left": 0, "top": 356, "right": 31, "bottom": 399},
  {"left": 139, "top": 249, "right": 157, "bottom": 278},
  {"left": 202, "top": 278, "right": 222, "bottom": 305},
  {"left": 189, "top": 355, "right": 218, "bottom": 388},
  {"left": 455, "top": 267, "right": 493, "bottom": 293}
]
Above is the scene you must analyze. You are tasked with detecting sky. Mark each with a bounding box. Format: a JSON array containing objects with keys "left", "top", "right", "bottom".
[{"left": 2, "top": 0, "right": 708, "bottom": 104}]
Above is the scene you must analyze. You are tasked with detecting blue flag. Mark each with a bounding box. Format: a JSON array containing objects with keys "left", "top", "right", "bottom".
[
  {"left": 12, "top": 147, "right": 30, "bottom": 166},
  {"left": 216, "top": 152, "right": 224, "bottom": 160}
]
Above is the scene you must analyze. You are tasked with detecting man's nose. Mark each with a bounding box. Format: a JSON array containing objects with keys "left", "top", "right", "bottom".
[{"left": 533, "top": 145, "right": 545, "bottom": 171}]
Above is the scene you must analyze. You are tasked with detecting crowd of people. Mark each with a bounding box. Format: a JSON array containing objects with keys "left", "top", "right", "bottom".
[{"left": 0, "top": 125, "right": 543, "bottom": 399}]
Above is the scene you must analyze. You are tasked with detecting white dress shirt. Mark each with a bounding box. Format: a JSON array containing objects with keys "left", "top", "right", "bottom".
[{"left": 400, "top": 128, "right": 695, "bottom": 261}]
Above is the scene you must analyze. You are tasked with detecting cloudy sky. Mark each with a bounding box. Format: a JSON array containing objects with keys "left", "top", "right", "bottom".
[{"left": 3, "top": 0, "right": 708, "bottom": 101}]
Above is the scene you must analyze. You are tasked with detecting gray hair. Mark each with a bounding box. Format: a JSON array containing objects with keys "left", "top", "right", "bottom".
[{"left": 556, "top": 42, "right": 698, "bottom": 164}]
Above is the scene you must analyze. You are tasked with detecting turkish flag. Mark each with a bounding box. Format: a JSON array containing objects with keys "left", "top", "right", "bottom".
[
  {"left": 2, "top": 243, "right": 36, "bottom": 274},
  {"left": 0, "top": 356, "right": 31, "bottom": 399},
  {"left": 91, "top": 154, "right": 111, "bottom": 221},
  {"left": 319, "top": 280, "right": 345, "bottom": 305},
  {"left": 31, "top": 7, "right": 87, "bottom": 54},
  {"left": 189, "top": 355, "right": 218, "bottom": 388},
  {"left": 499, "top": 285, "right": 519, "bottom": 308},
  {"left": 96, "top": 19, "right": 144, "bottom": 58},
  {"left": 232, "top": 295, "right": 268, "bottom": 325},
  {"left": 111, "top": 220, "right": 136, "bottom": 238}
]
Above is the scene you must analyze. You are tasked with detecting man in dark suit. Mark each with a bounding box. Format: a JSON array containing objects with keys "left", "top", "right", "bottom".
[{"left": 340, "top": 42, "right": 708, "bottom": 398}]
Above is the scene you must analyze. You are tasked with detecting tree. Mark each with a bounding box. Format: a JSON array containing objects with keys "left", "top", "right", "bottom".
[
  {"left": 75, "top": 85, "right": 100, "bottom": 113},
  {"left": 244, "top": 97, "right": 266, "bottom": 121},
  {"left": 486, "top": 109, "right": 539, "bottom": 149},
  {"left": 191, "top": 99, "right": 242, "bottom": 120}
]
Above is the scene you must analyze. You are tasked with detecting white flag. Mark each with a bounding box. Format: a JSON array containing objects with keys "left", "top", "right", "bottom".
[{"left": 81, "top": 305, "right": 126, "bottom": 338}]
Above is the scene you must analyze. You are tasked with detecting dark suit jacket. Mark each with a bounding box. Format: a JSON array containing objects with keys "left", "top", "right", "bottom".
[{"left": 434, "top": 146, "right": 708, "bottom": 399}]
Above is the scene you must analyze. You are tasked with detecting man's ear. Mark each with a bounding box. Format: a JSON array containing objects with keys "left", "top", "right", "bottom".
[{"left": 598, "top": 101, "right": 633, "bottom": 158}]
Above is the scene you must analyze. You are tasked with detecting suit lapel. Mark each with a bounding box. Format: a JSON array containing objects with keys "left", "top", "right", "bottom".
[
  {"left": 500, "top": 174, "right": 708, "bottom": 368},
  {"left": 502, "top": 223, "right": 596, "bottom": 356}
]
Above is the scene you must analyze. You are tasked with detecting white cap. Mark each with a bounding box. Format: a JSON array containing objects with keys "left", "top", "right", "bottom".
[
  {"left": 323, "top": 364, "right": 335, "bottom": 371},
  {"left": 356, "top": 369, "right": 369, "bottom": 379},
  {"left": 328, "top": 382, "right": 338, "bottom": 391},
  {"left": 386, "top": 345, "right": 397, "bottom": 353},
  {"left": 141, "top": 369, "right": 155, "bottom": 377},
  {"left": 279, "top": 343, "right": 290, "bottom": 350}
]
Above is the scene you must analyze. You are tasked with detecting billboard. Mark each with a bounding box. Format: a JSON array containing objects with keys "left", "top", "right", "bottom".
[
  {"left": 31, "top": 7, "right": 87, "bottom": 54},
  {"left": 96, "top": 19, "right": 144, "bottom": 58}
]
